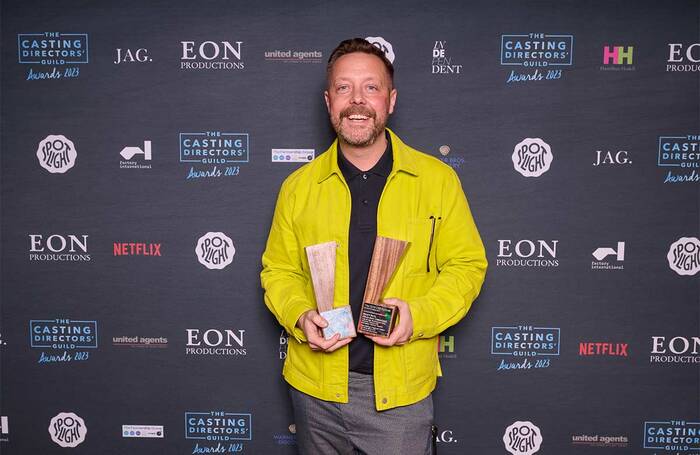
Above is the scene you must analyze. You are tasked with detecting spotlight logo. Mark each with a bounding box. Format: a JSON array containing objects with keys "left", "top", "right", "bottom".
[
  {"left": 643, "top": 420, "right": 700, "bottom": 452},
  {"left": 503, "top": 421, "right": 543, "bottom": 455},
  {"left": 36, "top": 135, "right": 77, "bottom": 174},
  {"left": 667, "top": 237, "right": 700, "bottom": 276},
  {"left": 501, "top": 33, "right": 573, "bottom": 83},
  {"left": 18, "top": 32, "right": 87, "bottom": 80},
  {"left": 512, "top": 138, "right": 553, "bottom": 177},
  {"left": 658, "top": 135, "right": 700, "bottom": 183},
  {"left": 185, "top": 411, "right": 252, "bottom": 441},
  {"left": 180, "top": 132, "right": 248, "bottom": 180},
  {"left": 492, "top": 326, "right": 560, "bottom": 371},
  {"left": 49, "top": 412, "right": 87, "bottom": 447},
  {"left": 195, "top": 232, "right": 235, "bottom": 270},
  {"left": 365, "top": 36, "right": 395, "bottom": 63}
]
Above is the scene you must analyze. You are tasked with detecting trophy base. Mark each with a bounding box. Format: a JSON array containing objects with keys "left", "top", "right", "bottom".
[
  {"left": 357, "top": 302, "right": 397, "bottom": 337},
  {"left": 320, "top": 306, "right": 356, "bottom": 340}
]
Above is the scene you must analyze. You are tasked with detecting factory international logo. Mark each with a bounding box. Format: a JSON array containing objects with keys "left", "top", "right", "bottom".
[
  {"left": 36, "top": 135, "right": 77, "bottom": 173},
  {"left": 600, "top": 45, "right": 635, "bottom": 71},
  {"left": 29, "top": 234, "right": 90, "bottom": 262},
  {"left": 180, "top": 40, "right": 244, "bottom": 71},
  {"left": 30, "top": 319, "right": 97, "bottom": 364},
  {"left": 667, "top": 237, "right": 700, "bottom": 276},
  {"left": 512, "top": 138, "right": 553, "bottom": 177},
  {"left": 432, "top": 41, "right": 462, "bottom": 74},
  {"left": 185, "top": 328, "right": 246, "bottom": 356},
  {"left": 591, "top": 242, "right": 625, "bottom": 270},
  {"left": 496, "top": 240, "right": 559, "bottom": 268},
  {"left": 492, "top": 326, "right": 560, "bottom": 371},
  {"left": 667, "top": 43, "right": 700, "bottom": 72},
  {"left": 49, "top": 412, "right": 87, "bottom": 447},
  {"left": 271, "top": 148, "right": 315, "bottom": 163},
  {"left": 365, "top": 36, "right": 395, "bottom": 63},
  {"left": 644, "top": 420, "right": 700, "bottom": 452},
  {"left": 658, "top": 135, "right": 700, "bottom": 183},
  {"left": 180, "top": 132, "right": 248, "bottom": 180},
  {"left": 185, "top": 411, "right": 251, "bottom": 453},
  {"left": 650, "top": 336, "right": 700, "bottom": 364},
  {"left": 195, "top": 232, "right": 235, "bottom": 270},
  {"left": 503, "top": 421, "right": 543, "bottom": 455},
  {"left": 18, "top": 32, "right": 87, "bottom": 80},
  {"left": 500, "top": 33, "right": 573, "bottom": 83},
  {"left": 120, "top": 141, "right": 152, "bottom": 169}
]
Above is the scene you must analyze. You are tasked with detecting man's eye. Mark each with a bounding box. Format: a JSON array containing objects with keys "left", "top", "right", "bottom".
[
  {"left": 367, "top": 85, "right": 378, "bottom": 91},
  {"left": 337, "top": 85, "right": 349, "bottom": 92}
]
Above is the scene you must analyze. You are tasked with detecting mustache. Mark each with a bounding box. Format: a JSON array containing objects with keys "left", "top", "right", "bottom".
[{"left": 340, "top": 106, "right": 375, "bottom": 119}]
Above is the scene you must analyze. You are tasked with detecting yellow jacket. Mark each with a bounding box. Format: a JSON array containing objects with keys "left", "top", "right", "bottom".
[{"left": 261, "top": 129, "right": 487, "bottom": 410}]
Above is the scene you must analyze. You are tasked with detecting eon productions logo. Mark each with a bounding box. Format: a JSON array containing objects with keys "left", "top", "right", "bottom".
[
  {"left": 644, "top": 420, "right": 700, "bottom": 452},
  {"left": 496, "top": 240, "right": 559, "bottom": 268},
  {"left": 492, "top": 326, "right": 560, "bottom": 371},
  {"left": 500, "top": 33, "right": 573, "bottom": 83},
  {"left": 195, "top": 232, "right": 235, "bottom": 269},
  {"left": 650, "top": 336, "right": 700, "bottom": 364},
  {"left": 49, "top": 412, "right": 86, "bottom": 447},
  {"left": 120, "top": 141, "right": 152, "bottom": 169},
  {"left": 18, "top": 32, "right": 87, "bottom": 80},
  {"left": 185, "top": 411, "right": 252, "bottom": 441},
  {"left": 667, "top": 237, "right": 700, "bottom": 276},
  {"left": 667, "top": 43, "right": 700, "bottom": 72},
  {"left": 29, "top": 234, "right": 90, "bottom": 262},
  {"left": 180, "top": 40, "right": 244, "bottom": 71},
  {"left": 512, "top": 138, "right": 553, "bottom": 177},
  {"left": 186, "top": 328, "right": 246, "bottom": 356},
  {"left": 658, "top": 135, "right": 700, "bottom": 183},
  {"left": 504, "top": 421, "right": 543, "bottom": 455},
  {"left": 36, "top": 135, "right": 77, "bottom": 173},
  {"left": 365, "top": 36, "right": 395, "bottom": 63}
]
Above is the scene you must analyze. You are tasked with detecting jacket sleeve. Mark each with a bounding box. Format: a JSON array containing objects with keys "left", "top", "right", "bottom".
[
  {"left": 260, "top": 179, "right": 314, "bottom": 343},
  {"left": 408, "top": 169, "right": 487, "bottom": 341}
]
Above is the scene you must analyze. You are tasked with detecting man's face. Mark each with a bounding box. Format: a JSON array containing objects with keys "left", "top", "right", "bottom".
[{"left": 325, "top": 52, "right": 397, "bottom": 148}]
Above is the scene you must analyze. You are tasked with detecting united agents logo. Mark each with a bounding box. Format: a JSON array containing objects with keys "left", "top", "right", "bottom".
[
  {"left": 658, "top": 136, "right": 700, "bottom": 183},
  {"left": 36, "top": 135, "right": 77, "bottom": 173},
  {"left": 601, "top": 45, "right": 635, "bottom": 71},
  {"left": 572, "top": 434, "right": 628, "bottom": 448},
  {"left": 195, "top": 232, "right": 235, "bottom": 269},
  {"left": 592, "top": 242, "right": 625, "bottom": 270},
  {"left": 185, "top": 411, "right": 251, "bottom": 442},
  {"left": 501, "top": 33, "right": 573, "bottom": 83},
  {"left": 667, "top": 237, "right": 700, "bottom": 276},
  {"left": 644, "top": 420, "right": 700, "bottom": 452},
  {"left": 667, "top": 43, "right": 700, "bottom": 72},
  {"left": 186, "top": 328, "right": 246, "bottom": 356},
  {"left": 49, "top": 412, "right": 87, "bottom": 447},
  {"left": 18, "top": 32, "right": 87, "bottom": 80},
  {"left": 492, "top": 326, "right": 560, "bottom": 371},
  {"left": 512, "top": 138, "right": 553, "bottom": 177},
  {"left": 113, "top": 335, "right": 168, "bottom": 348},
  {"left": 180, "top": 40, "right": 244, "bottom": 71},
  {"left": 29, "top": 234, "right": 90, "bottom": 261},
  {"left": 365, "top": 36, "right": 395, "bottom": 63},
  {"left": 30, "top": 319, "right": 97, "bottom": 364},
  {"left": 432, "top": 41, "right": 462, "bottom": 74},
  {"left": 264, "top": 49, "right": 322, "bottom": 63},
  {"left": 496, "top": 240, "right": 559, "bottom": 268},
  {"left": 650, "top": 336, "right": 700, "bottom": 364},
  {"left": 180, "top": 132, "right": 248, "bottom": 180},
  {"left": 120, "top": 141, "right": 152, "bottom": 169},
  {"left": 503, "top": 421, "right": 543, "bottom": 455},
  {"left": 272, "top": 149, "right": 314, "bottom": 163}
]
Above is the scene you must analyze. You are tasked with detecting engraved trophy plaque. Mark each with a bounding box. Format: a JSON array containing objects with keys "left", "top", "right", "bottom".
[
  {"left": 357, "top": 236, "right": 408, "bottom": 337},
  {"left": 305, "top": 241, "right": 356, "bottom": 340}
]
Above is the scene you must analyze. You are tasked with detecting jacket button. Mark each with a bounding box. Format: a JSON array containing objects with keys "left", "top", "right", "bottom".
[
  {"left": 382, "top": 398, "right": 388, "bottom": 404},
  {"left": 336, "top": 393, "right": 341, "bottom": 398},
  {"left": 362, "top": 173, "right": 368, "bottom": 180}
]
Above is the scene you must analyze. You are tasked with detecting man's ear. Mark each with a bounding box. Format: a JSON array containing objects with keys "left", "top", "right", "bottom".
[
  {"left": 388, "top": 88, "right": 397, "bottom": 114},
  {"left": 324, "top": 90, "right": 331, "bottom": 113}
]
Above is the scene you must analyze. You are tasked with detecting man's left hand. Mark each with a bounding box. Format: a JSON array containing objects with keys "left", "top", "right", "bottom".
[{"left": 366, "top": 297, "right": 413, "bottom": 346}]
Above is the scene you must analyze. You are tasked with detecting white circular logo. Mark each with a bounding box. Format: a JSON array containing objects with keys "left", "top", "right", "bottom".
[
  {"left": 503, "top": 421, "right": 542, "bottom": 455},
  {"left": 49, "top": 412, "right": 87, "bottom": 447},
  {"left": 667, "top": 237, "right": 700, "bottom": 276},
  {"left": 512, "top": 138, "right": 553, "bottom": 177},
  {"left": 365, "top": 36, "right": 395, "bottom": 63},
  {"left": 37, "top": 135, "right": 77, "bottom": 174},
  {"left": 196, "top": 232, "right": 235, "bottom": 269}
]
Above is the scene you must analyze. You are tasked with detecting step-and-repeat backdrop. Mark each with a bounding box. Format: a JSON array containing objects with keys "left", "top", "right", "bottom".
[{"left": 1, "top": 0, "right": 699, "bottom": 453}]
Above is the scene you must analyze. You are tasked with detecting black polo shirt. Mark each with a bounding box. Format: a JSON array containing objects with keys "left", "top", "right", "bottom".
[{"left": 337, "top": 132, "right": 393, "bottom": 374}]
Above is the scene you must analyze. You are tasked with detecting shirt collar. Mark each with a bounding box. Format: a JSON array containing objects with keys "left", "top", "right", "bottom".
[{"left": 337, "top": 131, "right": 393, "bottom": 180}]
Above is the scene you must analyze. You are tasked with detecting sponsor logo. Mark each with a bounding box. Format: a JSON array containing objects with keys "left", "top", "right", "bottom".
[
  {"left": 271, "top": 148, "right": 315, "bottom": 163},
  {"left": 667, "top": 43, "right": 700, "bottom": 72},
  {"left": 185, "top": 411, "right": 251, "bottom": 453},
  {"left": 496, "top": 240, "right": 559, "bottom": 268},
  {"left": 120, "top": 141, "right": 152, "bottom": 169},
  {"left": 667, "top": 237, "right": 700, "bottom": 275},
  {"left": 432, "top": 41, "right": 462, "bottom": 74},
  {"left": 186, "top": 329, "right": 246, "bottom": 356},
  {"left": 1, "top": 416, "right": 8, "bottom": 442},
  {"left": 435, "top": 429, "right": 457, "bottom": 444},
  {"left": 592, "top": 242, "right": 625, "bottom": 270},
  {"left": 195, "top": 232, "right": 235, "bottom": 269},
  {"left": 593, "top": 150, "right": 631, "bottom": 166},
  {"left": 572, "top": 434, "right": 628, "bottom": 448},
  {"left": 180, "top": 40, "right": 244, "bottom": 71},
  {"left": 500, "top": 33, "right": 573, "bottom": 83},
  {"left": 114, "top": 48, "right": 151, "bottom": 64},
  {"left": 650, "top": 336, "right": 700, "bottom": 364},
  {"left": 600, "top": 45, "right": 635, "bottom": 71},
  {"left": 30, "top": 319, "right": 97, "bottom": 364},
  {"left": 365, "top": 36, "right": 395, "bottom": 63},
  {"left": 503, "top": 421, "right": 543, "bottom": 455},
  {"left": 113, "top": 335, "right": 168, "bottom": 348},
  {"left": 113, "top": 242, "right": 161, "bottom": 256},
  {"left": 658, "top": 136, "right": 700, "bottom": 183},
  {"left": 438, "top": 335, "right": 456, "bottom": 359},
  {"left": 492, "top": 326, "right": 559, "bottom": 371},
  {"left": 436, "top": 145, "right": 465, "bottom": 169},
  {"left": 273, "top": 424, "right": 297, "bottom": 446},
  {"left": 579, "top": 342, "right": 628, "bottom": 357},
  {"left": 29, "top": 234, "right": 90, "bottom": 262},
  {"left": 180, "top": 132, "right": 248, "bottom": 180},
  {"left": 644, "top": 420, "right": 700, "bottom": 452},
  {"left": 49, "top": 412, "right": 87, "bottom": 447},
  {"left": 18, "top": 32, "right": 87, "bottom": 80},
  {"left": 512, "top": 138, "right": 553, "bottom": 177},
  {"left": 279, "top": 330, "right": 288, "bottom": 360},
  {"left": 37, "top": 135, "right": 77, "bottom": 173},
  {"left": 264, "top": 49, "right": 322, "bottom": 63},
  {"left": 122, "top": 425, "right": 164, "bottom": 438},
  {"left": 0, "top": 331, "right": 5, "bottom": 348}
]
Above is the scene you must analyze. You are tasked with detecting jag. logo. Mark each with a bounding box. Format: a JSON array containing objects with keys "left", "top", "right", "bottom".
[
  {"left": 365, "top": 36, "right": 395, "bottom": 63},
  {"left": 667, "top": 237, "right": 700, "bottom": 276},
  {"left": 512, "top": 138, "right": 552, "bottom": 177},
  {"left": 49, "top": 412, "right": 86, "bottom": 447},
  {"left": 37, "top": 135, "right": 77, "bottom": 173},
  {"left": 196, "top": 232, "right": 235, "bottom": 269},
  {"left": 503, "top": 421, "right": 542, "bottom": 455}
]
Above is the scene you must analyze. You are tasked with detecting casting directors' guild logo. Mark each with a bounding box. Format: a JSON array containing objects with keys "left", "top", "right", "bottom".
[
  {"left": 503, "top": 421, "right": 543, "bottom": 455},
  {"left": 49, "top": 412, "right": 87, "bottom": 447},
  {"left": 185, "top": 411, "right": 251, "bottom": 454},
  {"left": 644, "top": 420, "right": 700, "bottom": 452},
  {"left": 195, "top": 232, "right": 235, "bottom": 270},
  {"left": 30, "top": 319, "right": 97, "bottom": 364},
  {"left": 492, "top": 326, "right": 560, "bottom": 371},
  {"left": 658, "top": 135, "right": 700, "bottom": 183},
  {"left": 37, "top": 135, "right": 77, "bottom": 173},
  {"left": 180, "top": 40, "right": 244, "bottom": 71},
  {"left": 667, "top": 237, "right": 700, "bottom": 276},
  {"left": 18, "top": 32, "right": 87, "bottom": 80},
  {"left": 501, "top": 33, "right": 573, "bottom": 83},
  {"left": 365, "top": 36, "right": 395, "bottom": 63},
  {"left": 512, "top": 138, "right": 553, "bottom": 177},
  {"left": 180, "top": 131, "right": 248, "bottom": 180}
]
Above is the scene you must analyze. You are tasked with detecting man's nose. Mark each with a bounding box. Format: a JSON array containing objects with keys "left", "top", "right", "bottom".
[{"left": 350, "top": 88, "right": 365, "bottom": 104}]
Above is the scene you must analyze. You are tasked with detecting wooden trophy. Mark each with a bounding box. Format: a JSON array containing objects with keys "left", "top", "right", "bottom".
[
  {"left": 305, "top": 241, "right": 356, "bottom": 340},
  {"left": 357, "top": 236, "right": 408, "bottom": 337}
]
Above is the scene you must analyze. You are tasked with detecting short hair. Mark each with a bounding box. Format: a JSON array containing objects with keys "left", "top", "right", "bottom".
[{"left": 326, "top": 38, "right": 394, "bottom": 87}]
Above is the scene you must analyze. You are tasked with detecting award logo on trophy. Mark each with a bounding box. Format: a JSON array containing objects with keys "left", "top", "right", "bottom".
[
  {"left": 357, "top": 236, "right": 408, "bottom": 337},
  {"left": 305, "top": 241, "right": 356, "bottom": 340}
]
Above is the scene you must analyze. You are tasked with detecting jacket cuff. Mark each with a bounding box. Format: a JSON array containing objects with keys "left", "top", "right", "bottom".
[
  {"left": 408, "top": 296, "right": 436, "bottom": 341},
  {"left": 283, "top": 298, "right": 314, "bottom": 343}
]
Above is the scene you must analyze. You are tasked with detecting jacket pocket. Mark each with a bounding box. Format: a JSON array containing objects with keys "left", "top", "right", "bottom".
[{"left": 405, "top": 217, "right": 439, "bottom": 276}]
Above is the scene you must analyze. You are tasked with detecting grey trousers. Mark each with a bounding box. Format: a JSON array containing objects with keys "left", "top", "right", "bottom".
[{"left": 289, "top": 372, "right": 434, "bottom": 455}]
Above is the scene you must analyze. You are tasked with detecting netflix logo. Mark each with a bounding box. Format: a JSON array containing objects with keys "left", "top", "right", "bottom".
[
  {"left": 579, "top": 342, "right": 628, "bottom": 357},
  {"left": 113, "top": 242, "right": 162, "bottom": 256}
]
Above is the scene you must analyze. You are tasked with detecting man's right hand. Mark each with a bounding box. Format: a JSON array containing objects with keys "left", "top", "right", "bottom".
[{"left": 296, "top": 310, "right": 352, "bottom": 352}]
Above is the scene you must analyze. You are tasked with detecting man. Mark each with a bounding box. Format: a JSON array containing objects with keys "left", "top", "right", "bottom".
[{"left": 261, "top": 38, "right": 487, "bottom": 454}]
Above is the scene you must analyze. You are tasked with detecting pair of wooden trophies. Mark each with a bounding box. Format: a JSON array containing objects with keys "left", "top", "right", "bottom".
[{"left": 305, "top": 237, "right": 407, "bottom": 339}]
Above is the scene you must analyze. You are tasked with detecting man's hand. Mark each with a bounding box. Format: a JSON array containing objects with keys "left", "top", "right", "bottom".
[
  {"left": 297, "top": 310, "right": 352, "bottom": 352},
  {"left": 366, "top": 298, "right": 413, "bottom": 346}
]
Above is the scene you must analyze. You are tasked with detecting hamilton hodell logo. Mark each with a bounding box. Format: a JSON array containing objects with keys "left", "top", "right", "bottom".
[
  {"left": 1, "top": 416, "right": 8, "bottom": 442},
  {"left": 185, "top": 411, "right": 251, "bottom": 455},
  {"left": 365, "top": 36, "right": 395, "bottom": 63},
  {"left": 592, "top": 242, "right": 625, "bottom": 270},
  {"left": 113, "top": 242, "right": 162, "bottom": 256},
  {"left": 113, "top": 335, "right": 168, "bottom": 348},
  {"left": 667, "top": 43, "right": 700, "bottom": 72},
  {"left": 512, "top": 138, "right": 553, "bottom": 177},
  {"left": 196, "top": 232, "right": 235, "bottom": 269},
  {"left": 114, "top": 48, "right": 152, "bottom": 65},
  {"left": 180, "top": 132, "right": 248, "bottom": 180},
  {"left": 29, "top": 234, "right": 90, "bottom": 262},
  {"left": 432, "top": 41, "right": 462, "bottom": 74},
  {"left": 186, "top": 329, "right": 246, "bottom": 356},
  {"left": 279, "top": 330, "right": 288, "bottom": 360},
  {"left": 436, "top": 145, "right": 465, "bottom": 169},
  {"left": 31, "top": 319, "right": 97, "bottom": 364},
  {"left": 120, "top": 141, "right": 152, "bottom": 169},
  {"left": 496, "top": 240, "right": 559, "bottom": 268},
  {"left": 501, "top": 33, "right": 572, "bottom": 83},
  {"left": 572, "top": 434, "right": 629, "bottom": 448},
  {"left": 650, "top": 336, "right": 700, "bottom": 364},
  {"left": 264, "top": 49, "right": 323, "bottom": 63},
  {"left": 503, "top": 421, "right": 543, "bottom": 455},
  {"left": 658, "top": 136, "right": 700, "bottom": 183},
  {"left": 37, "top": 135, "right": 77, "bottom": 173},
  {"left": 272, "top": 148, "right": 315, "bottom": 163},
  {"left": 18, "top": 32, "right": 87, "bottom": 80},
  {"left": 180, "top": 40, "right": 244, "bottom": 71},
  {"left": 49, "top": 412, "right": 86, "bottom": 447},
  {"left": 644, "top": 420, "right": 700, "bottom": 452},
  {"left": 122, "top": 425, "right": 163, "bottom": 438},
  {"left": 667, "top": 237, "right": 700, "bottom": 276},
  {"left": 492, "top": 326, "right": 560, "bottom": 371},
  {"left": 579, "top": 342, "right": 628, "bottom": 357},
  {"left": 593, "top": 150, "right": 632, "bottom": 166},
  {"left": 600, "top": 45, "right": 635, "bottom": 71},
  {"left": 438, "top": 335, "right": 456, "bottom": 359}
]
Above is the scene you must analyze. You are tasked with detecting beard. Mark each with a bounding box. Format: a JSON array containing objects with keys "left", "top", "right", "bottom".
[{"left": 332, "top": 105, "right": 387, "bottom": 147}]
